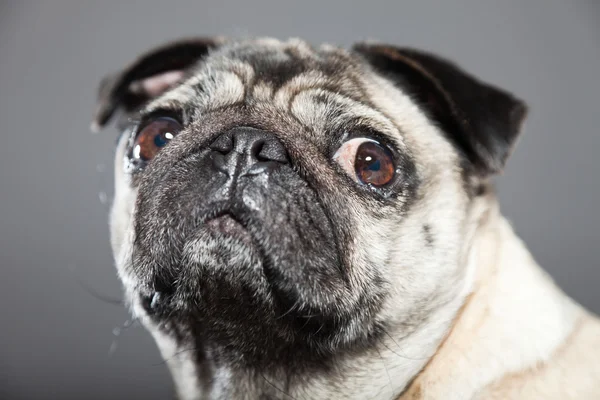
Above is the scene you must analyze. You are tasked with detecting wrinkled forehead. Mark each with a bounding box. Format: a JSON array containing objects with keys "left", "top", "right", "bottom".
[
  {"left": 207, "top": 38, "right": 360, "bottom": 88},
  {"left": 142, "top": 38, "right": 403, "bottom": 140}
]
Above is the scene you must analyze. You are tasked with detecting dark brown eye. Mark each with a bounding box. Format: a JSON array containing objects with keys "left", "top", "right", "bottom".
[
  {"left": 354, "top": 142, "right": 395, "bottom": 186},
  {"left": 333, "top": 138, "right": 396, "bottom": 187},
  {"left": 133, "top": 117, "right": 182, "bottom": 161}
]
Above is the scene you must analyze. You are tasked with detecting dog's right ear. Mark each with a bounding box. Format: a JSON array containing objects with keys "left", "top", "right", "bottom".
[{"left": 91, "top": 37, "right": 224, "bottom": 131}]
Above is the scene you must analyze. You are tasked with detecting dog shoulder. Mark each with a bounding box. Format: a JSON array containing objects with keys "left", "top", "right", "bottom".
[
  {"left": 478, "top": 312, "right": 600, "bottom": 399},
  {"left": 398, "top": 216, "right": 599, "bottom": 400}
]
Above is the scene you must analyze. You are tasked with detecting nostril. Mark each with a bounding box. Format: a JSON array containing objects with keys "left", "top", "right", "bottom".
[
  {"left": 256, "top": 139, "right": 289, "bottom": 163},
  {"left": 209, "top": 131, "right": 234, "bottom": 154},
  {"left": 251, "top": 139, "right": 267, "bottom": 161},
  {"left": 209, "top": 127, "right": 290, "bottom": 176}
]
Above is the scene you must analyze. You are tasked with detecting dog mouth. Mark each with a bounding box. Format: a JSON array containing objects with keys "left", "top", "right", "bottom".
[
  {"left": 130, "top": 172, "right": 373, "bottom": 368},
  {"left": 132, "top": 162, "right": 354, "bottom": 336},
  {"left": 204, "top": 212, "right": 254, "bottom": 247}
]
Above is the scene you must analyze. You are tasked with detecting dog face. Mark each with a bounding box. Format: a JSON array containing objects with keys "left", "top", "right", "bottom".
[{"left": 94, "top": 38, "right": 526, "bottom": 397}]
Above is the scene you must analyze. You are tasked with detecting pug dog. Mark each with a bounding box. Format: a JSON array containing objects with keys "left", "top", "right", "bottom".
[{"left": 92, "top": 37, "right": 600, "bottom": 399}]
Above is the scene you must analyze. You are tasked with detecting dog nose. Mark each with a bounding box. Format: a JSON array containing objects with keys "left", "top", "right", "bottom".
[{"left": 209, "top": 127, "right": 289, "bottom": 176}]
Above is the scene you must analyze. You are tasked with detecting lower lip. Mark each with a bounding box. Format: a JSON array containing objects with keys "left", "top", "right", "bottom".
[{"left": 205, "top": 214, "right": 253, "bottom": 245}]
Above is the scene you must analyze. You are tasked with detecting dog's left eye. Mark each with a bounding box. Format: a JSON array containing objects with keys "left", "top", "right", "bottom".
[
  {"left": 133, "top": 117, "right": 183, "bottom": 162},
  {"left": 333, "top": 138, "right": 396, "bottom": 187}
]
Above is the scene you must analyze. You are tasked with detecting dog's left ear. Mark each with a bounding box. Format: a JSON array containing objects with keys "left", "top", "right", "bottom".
[
  {"left": 92, "top": 37, "right": 224, "bottom": 131},
  {"left": 353, "top": 43, "right": 527, "bottom": 175}
]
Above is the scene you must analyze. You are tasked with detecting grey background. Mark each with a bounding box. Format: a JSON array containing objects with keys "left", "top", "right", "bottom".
[{"left": 0, "top": 1, "right": 598, "bottom": 399}]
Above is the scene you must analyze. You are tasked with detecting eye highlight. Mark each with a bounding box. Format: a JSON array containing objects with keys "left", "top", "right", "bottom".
[
  {"left": 333, "top": 138, "right": 396, "bottom": 187},
  {"left": 133, "top": 117, "right": 182, "bottom": 162}
]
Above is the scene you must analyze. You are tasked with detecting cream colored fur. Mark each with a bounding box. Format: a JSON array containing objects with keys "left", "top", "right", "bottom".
[
  {"left": 399, "top": 201, "right": 600, "bottom": 399},
  {"left": 108, "top": 39, "right": 600, "bottom": 399}
]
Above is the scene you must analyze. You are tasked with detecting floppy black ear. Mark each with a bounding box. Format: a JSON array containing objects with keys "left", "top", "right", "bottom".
[
  {"left": 92, "top": 37, "right": 224, "bottom": 131},
  {"left": 353, "top": 43, "right": 527, "bottom": 175}
]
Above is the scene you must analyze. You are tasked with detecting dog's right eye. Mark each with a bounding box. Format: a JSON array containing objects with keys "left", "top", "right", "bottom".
[{"left": 132, "top": 117, "right": 183, "bottom": 162}]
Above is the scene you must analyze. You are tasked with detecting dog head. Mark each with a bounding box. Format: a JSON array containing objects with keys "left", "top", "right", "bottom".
[{"left": 94, "top": 37, "right": 526, "bottom": 398}]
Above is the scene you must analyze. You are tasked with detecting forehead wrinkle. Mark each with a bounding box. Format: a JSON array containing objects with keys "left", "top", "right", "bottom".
[
  {"left": 276, "top": 70, "right": 377, "bottom": 117},
  {"left": 275, "top": 71, "right": 342, "bottom": 116},
  {"left": 288, "top": 89, "right": 332, "bottom": 135},
  {"left": 227, "top": 61, "right": 255, "bottom": 85},
  {"left": 290, "top": 88, "right": 406, "bottom": 147},
  {"left": 251, "top": 81, "right": 274, "bottom": 103},
  {"left": 141, "top": 64, "right": 221, "bottom": 114},
  {"left": 143, "top": 81, "right": 197, "bottom": 114},
  {"left": 207, "top": 71, "right": 245, "bottom": 108},
  {"left": 183, "top": 68, "right": 247, "bottom": 111},
  {"left": 143, "top": 71, "right": 247, "bottom": 121}
]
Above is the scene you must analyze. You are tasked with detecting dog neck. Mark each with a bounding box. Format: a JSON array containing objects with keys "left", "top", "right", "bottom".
[
  {"left": 155, "top": 198, "right": 583, "bottom": 400},
  {"left": 396, "top": 200, "right": 584, "bottom": 399}
]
